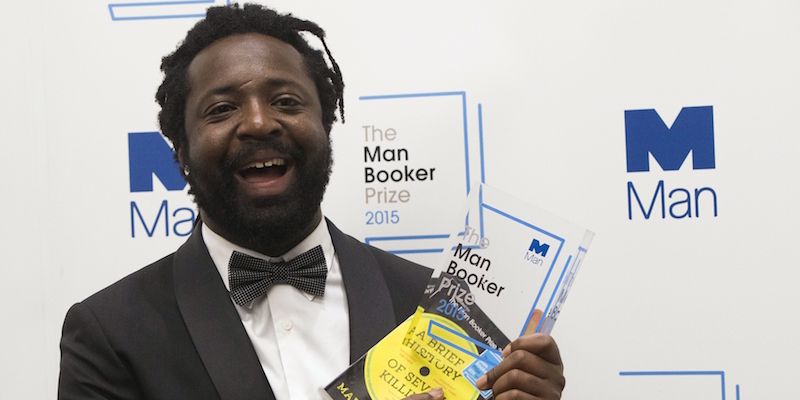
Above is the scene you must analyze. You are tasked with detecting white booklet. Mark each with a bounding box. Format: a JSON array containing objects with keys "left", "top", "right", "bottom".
[{"left": 441, "top": 183, "right": 595, "bottom": 337}]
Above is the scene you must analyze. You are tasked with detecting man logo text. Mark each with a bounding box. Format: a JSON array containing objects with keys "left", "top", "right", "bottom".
[{"left": 624, "top": 106, "right": 719, "bottom": 220}]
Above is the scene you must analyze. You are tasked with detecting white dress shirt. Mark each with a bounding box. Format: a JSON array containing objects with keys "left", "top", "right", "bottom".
[{"left": 203, "top": 219, "right": 350, "bottom": 400}]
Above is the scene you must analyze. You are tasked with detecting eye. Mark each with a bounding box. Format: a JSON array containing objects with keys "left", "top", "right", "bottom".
[
  {"left": 207, "top": 104, "right": 236, "bottom": 115},
  {"left": 273, "top": 96, "right": 301, "bottom": 108}
]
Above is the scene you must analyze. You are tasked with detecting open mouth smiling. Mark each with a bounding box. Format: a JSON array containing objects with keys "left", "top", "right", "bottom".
[{"left": 237, "top": 158, "right": 292, "bottom": 183}]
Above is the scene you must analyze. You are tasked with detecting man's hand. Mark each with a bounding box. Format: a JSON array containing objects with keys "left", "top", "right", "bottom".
[
  {"left": 403, "top": 387, "right": 444, "bottom": 400},
  {"left": 401, "top": 328, "right": 564, "bottom": 400},
  {"left": 476, "top": 333, "right": 565, "bottom": 399}
]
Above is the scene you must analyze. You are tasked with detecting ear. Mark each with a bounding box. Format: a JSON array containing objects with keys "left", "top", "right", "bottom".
[
  {"left": 175, "top": 145, "right": 189, "bottom": 177},
  {"left": 176, "top": 147, "right": 185, "bottom": 168}
]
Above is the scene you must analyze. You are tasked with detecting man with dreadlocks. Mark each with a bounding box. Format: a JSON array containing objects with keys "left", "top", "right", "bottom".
[{"left": 58, "top": 4, "right": 565, "bottom": 400}]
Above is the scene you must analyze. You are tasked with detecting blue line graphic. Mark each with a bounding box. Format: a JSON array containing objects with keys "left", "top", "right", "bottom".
[
  {"left": 535, "top": 255, "right": 571, "bottom": 333},
  {"left": 426, "top": 320, "right": 501, "bottom": 359},
  {"left": 386, "top": 248, "right": 444, "bottom": 255},
  {"left": 620, "top": 370, "right": 741, "bottom": 400},
  {"left": 464, "top": 104, "right": 488, "bottom": 232},
  {"left": 359, "top": 92, "right": 466, "bottom": 100},
  {"left": 108, "top": 0, "right": 230, "bottom": 21},
  {"left": 364, "top": 234, "right": 450, "bottom": 255},
  {"left": 481, "top": 203, "right": 564, "bottom": 243},
  {"left": 365, "top": 234, "right": 450, "bottom": 242},
  {"left": 478, "top": 103, "right": 486, "bottom": 184},
  {"left": 478, "top": 185, "right": 485, "bottom": 238}
]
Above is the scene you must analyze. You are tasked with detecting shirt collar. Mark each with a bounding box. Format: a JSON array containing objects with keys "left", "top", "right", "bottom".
[{"left": 203, "top": 217, "right": 335, "bottom": 304}]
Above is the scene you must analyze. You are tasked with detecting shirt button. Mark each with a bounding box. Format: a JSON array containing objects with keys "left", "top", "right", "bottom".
[{"left": 282, "top": 320, "right": 293, "bottom": 331}]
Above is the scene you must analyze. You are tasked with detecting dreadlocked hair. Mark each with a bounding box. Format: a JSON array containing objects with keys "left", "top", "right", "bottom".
[{"left": 155, "top": 3, "right": 345, "bottom": 156}]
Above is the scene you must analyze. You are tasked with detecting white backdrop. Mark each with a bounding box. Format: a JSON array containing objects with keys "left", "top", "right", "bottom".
[{"left": 2, "top": 1, "right": 799, "bottom": 398}]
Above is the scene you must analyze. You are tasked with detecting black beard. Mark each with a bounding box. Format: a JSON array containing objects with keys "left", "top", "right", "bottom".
[{"left": 185, "top": 136, "right": 333, "bottom": 254}]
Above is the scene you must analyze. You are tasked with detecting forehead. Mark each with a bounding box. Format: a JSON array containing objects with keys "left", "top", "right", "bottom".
[{"left": 186, "top": 32, "right": 314, "bottom": 97}]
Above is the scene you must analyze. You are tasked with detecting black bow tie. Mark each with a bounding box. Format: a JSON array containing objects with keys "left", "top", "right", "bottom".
[{"left": 228, "top": 245, "right": 327, "bottom": 306}]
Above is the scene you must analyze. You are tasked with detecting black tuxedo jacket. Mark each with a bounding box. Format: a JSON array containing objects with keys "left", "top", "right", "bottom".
[{"left": 58, "top": 220, "right": 432, "bottom": 400}]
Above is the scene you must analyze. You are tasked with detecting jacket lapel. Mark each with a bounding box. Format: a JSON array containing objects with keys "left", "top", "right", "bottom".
[
  {"left": 327, "top": 220, "right": 397, "bottom": 362},
  {"left": 172, "top": 228, "right": 275, "bottom": 400}
]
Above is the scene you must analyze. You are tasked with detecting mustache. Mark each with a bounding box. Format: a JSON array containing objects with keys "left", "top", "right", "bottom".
[{"left": 220, "top": 138, "right": 306, "bottom": 173}]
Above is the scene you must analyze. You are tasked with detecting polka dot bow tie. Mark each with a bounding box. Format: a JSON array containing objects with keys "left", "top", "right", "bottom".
[{"left": 228, "top": 245, "right": 327, "bottom": 306}]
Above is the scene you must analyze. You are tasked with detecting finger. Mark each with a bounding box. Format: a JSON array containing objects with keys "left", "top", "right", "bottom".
[
  {"left": 491, "top": 368, "right": 565, "bottom": 400},
  {"left": 476, "top": 334, "right": 564, "bottom": 391},
  {"left": 494, "top": 388, "right": 545, "bottom": 400},
  {"left": 522, "top": 309, "right": 545, "bottom": 336},
  {"left": 476, "top": 350, "right": 561, "bottom": 392},
  {"left": 509, "top": 333, "right": 563, "bottom": 367},
  {"left": 402, "top": 387, "right": 444, "bottom": 400}
]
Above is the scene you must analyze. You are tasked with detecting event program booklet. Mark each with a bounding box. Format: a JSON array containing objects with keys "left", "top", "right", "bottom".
[{"left": 325, "top": 183, "right": 594, "bottom": 400}]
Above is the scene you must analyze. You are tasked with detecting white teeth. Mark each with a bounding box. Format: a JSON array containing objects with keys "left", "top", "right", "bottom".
[{"left": 247, "top": 159, "right": 286, "bottom": 169}]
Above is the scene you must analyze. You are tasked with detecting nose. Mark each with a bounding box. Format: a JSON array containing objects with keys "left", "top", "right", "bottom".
[{"left": 236, "top": 99, "right": 281, "bottom": 139}]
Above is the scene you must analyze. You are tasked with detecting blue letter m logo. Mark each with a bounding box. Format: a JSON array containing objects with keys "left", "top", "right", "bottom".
[
  {"left": 128, "top": 132, "right": 186, "bottom": 192},
  {"left": 625, "top": 106, "right": 715, "bottom": 173},
  {"left": 528, "top": 239, "right": 550, "bottom": 257}
]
